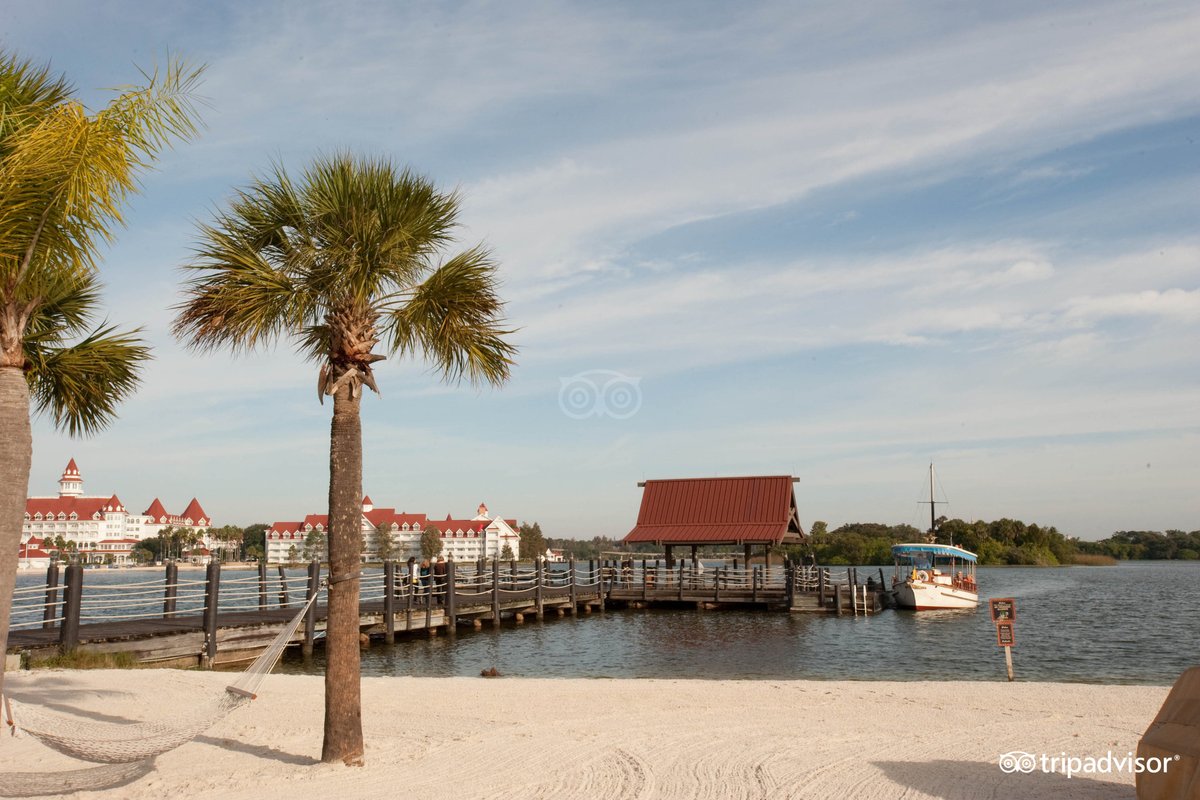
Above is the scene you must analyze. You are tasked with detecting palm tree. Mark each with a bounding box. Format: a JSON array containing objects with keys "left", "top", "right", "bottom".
[
  {"left": 0, "top": 51, "right": 202, "bottom": 695},
  {"left": 172, "top": 154, "right": 516, "bottom": 765}
]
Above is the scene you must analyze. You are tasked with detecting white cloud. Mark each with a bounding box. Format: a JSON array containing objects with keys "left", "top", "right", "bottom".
[{"left": 1064, "top": 289, "right": 1200, "bottom": 323}]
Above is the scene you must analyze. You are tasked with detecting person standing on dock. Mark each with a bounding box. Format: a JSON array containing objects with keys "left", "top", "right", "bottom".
[{"left": 433, "top": 556, "right": 447, "bottom": 605}]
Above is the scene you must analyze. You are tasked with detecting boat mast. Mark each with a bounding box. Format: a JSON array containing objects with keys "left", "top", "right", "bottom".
[{"left": 919, "top": 463, "right": 947, "bottom": 544}]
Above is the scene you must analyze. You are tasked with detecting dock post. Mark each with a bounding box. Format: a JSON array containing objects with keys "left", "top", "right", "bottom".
[
  {"left": 834, "top": 583, "right": 842, "bottom": 616},
  {"left": 406, "top": 569, "right": 414, "bottom": 631},
  {"left": 598, "top": 559, "right": 607, "bottom": 612},
  {"left": 203, "top": 560, "right": 221, "bottom": 666},
  {"left": 303, "top": 560, "right": 319, "bottom": 656},
  {"left": 491, "top": 559, "right": 501, "bottom": 629},
  {"left": 277, "top": 564, "right": 289, "bottom": 607},
  {"left": 818, "top": 566, "right": 826, "bottom": 607},
  {"left": 445, "top": 560, "right": 457, "bottom": 631},
  {"left": 714, "top": 567, "right": 721, "bottom": 603},
  {"left": 384, "top": 560, "right": 395, "bottom": 638},
  {"left": 535, "top": 557, "right": 544, "bottom": 620},
  {"left": 752, "top": 566, "right": 759, "bottom": 603},
  {"left": 642, "top": 559, "right": 649, "bottom": 603},
  {"left": 42, "top": 562, "right": 59, "bottom": 630},
  {"left": 786, "top": 560, "right": 795, "bottom": 608},
  {"left": 569, "top": 558, "right": 578, "bottom": 614},
  {"left": 59, "top": 563, "right": 83, "bottom": 653},
  {"left": 851, "top": 567, "right": 857, "bottom": 590},
  {"left": 258, "top": 561, "right": 268, "bottom": 611},
  {"left": 163, "top": 561, "right": 178, "bottom": 619}
]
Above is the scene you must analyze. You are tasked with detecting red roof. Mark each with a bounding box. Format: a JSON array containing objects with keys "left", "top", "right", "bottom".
[
  {"left": 104, "top": 494, "right": 125, "bottom": 512},
  {"left": 60, "top": 459, "right": 82, "bottom": 482},
  {"left": 362, "top": 495, "right": 373, "bottom": 505},
  {"left": 434, "top": 518, "right": 487, "bottom": 533},
  {"left": 623, "top": 476, "right": 805, "bottom": 545},
  {"left": 180, "top": 498, "right": 209, "bottom": 524},
  {"left": 26, "top": 496, "right": 108, "bottom": 519},
  {"left": 364, "top": 508, "right": 427, "bottom": 528},
  {"left": 143, "top": 498, "right": 169, "bottom": 520}
]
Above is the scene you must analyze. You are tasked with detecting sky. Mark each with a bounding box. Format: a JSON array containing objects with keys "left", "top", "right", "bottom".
[{"left": 4, "top": 0, "right": 1198, "bottom": 540}]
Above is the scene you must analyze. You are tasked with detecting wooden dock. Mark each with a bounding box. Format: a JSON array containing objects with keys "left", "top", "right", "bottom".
[{"left": 5, "top": 560, "right": 885, "bottom": 667}]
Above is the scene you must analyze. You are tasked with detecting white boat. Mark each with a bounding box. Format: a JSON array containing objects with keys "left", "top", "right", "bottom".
[
  {"left": 890, "top": 464, "right": 979, "bottom": 610},
  {"left": 891, "top": 543, "right": 978, "bottom": 609}
]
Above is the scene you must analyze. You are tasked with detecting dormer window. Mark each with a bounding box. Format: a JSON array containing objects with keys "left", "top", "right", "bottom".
[{"left": 33, "top": 513, "right": 42, "bottom": 521}]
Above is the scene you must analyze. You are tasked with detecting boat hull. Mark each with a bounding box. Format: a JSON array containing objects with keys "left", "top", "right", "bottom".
[{"left": 893, "top": 581, "right": 978, "bottom": 610}]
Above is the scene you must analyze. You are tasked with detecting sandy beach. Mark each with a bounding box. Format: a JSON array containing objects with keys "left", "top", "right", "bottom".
[{"left": 0, "top": 669, "right": 1168, "bottom": 799}]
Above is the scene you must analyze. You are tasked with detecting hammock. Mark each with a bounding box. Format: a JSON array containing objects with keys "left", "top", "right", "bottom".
[{"left": 2, "top": 586, "right": 321, "bottom": 765}]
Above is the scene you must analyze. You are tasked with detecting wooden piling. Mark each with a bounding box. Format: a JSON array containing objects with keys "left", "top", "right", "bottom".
[
  {"left": 303, "top": 560, "right": 319, "bottom": 656},
  {"left": 491, "top": 559, "right": 501, "bottom": 629},
  {"left": 163, "top": 561, "right": 178, "bottom": 619},
  {"left": 406, "top": 570, "right": 414, "bottom": 631},
  {"left": 277, "top": 564, "right": 289, "bottom": 607},
  {"left": 42, "top": 563, "right": 59, "bottom": 630},
  {"left": 59, "top": 564, "right": 82, "bottom": 653},
  {"left": 569, "top": 558, "right": 578, "bottom": 614},
  {"left": 258, "top": 561, "right": 268, "bottom": 611},
  {"left": 834, "top": 583, "right": 842, "bottom": 616},
  {"left": 445, "top": 560, "right": 457, "bottom": 631},
  {"left": 384, "top": 560, "right": 395, "bottom": 638},
  {"left": 203, "top": 560, "right": 221, "bottom": 666},
  {"left": 818, "top": 567, "right": 826, "bottom": 607},
  {"left": 752, "top": 566, "right": 759, "bottom": 603},
  {"left": 535, "top": 557, "right": 544, "bottom": 620}
]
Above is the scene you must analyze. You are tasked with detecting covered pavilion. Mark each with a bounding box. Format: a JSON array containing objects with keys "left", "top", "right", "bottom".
[{"left": 622, "top": 475, "right": 806, "bottom": 567}]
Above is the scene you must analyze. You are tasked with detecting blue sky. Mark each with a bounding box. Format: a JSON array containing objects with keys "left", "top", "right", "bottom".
[{"left": 5, "top": 0, "right": 1198, "bottom": 539}]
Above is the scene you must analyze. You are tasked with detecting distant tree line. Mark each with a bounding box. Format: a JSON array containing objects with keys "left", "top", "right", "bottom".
[{"left": 533, "top": 521, "right": 1200, "bottom": 567}]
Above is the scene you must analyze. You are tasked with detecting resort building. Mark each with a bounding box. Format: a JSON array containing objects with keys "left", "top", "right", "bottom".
[
  {"left": 265, "top": 500, "right": 521, "bottom": 564},
  {"left": 20, "top": 459, "right": 215, "bottom": 565}
]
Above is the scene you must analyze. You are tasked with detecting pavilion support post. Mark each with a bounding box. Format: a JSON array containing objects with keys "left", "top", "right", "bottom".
[
  {"left": 162, "top": 561, "right": 178, "bottom": 619},
  {"left": 765, "top": 546, "right": 771, "bottom": 571},
  {"left": 59, "top": 564, "right": 83, "bottom": 653},
  {"left": 384, "top": 561, "right": 395, "bottom": 638},
  {"left": 665, "top": 544, "right": 674, "bottom": 569},
  {"left": 42, "top": 562, "right": 59, "bottom": 630},
  {"left": 743, "top": 544, "right": 752, "bottom": 570}
]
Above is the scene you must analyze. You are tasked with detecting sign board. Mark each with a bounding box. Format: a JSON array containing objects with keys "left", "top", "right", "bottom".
[
  {"left": 990, "top": 598, "right": 1016, "bottom": 622},
  {"left": 995, "top": 621, "right": 1015, "bottom": 647}
]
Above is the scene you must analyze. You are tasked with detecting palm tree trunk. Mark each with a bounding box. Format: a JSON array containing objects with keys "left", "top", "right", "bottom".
[
  {"left": 0, "top": 367, "right": 33, "bottom": 697},
  {"left": 322, "top": 380, "right": 365, "bottom": 765}
]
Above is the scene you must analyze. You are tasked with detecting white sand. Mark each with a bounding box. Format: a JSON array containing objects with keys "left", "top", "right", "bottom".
[{"left": 0, "top": 670, "right": 1168, "bottom": 799}]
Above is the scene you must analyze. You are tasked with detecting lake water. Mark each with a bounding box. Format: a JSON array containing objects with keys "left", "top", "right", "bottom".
[{"left": 271, "top": 561, "right": 1200, "bottom": 684}]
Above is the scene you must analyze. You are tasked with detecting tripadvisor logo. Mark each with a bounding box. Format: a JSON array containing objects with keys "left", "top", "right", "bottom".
[{"left": 998, "top": 751, "right": 1180, "bottom": 779}]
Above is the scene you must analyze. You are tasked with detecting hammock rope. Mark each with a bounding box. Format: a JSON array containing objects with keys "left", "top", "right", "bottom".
[{"left": 2, "top": 582, "right": 322, "bottom": 765}]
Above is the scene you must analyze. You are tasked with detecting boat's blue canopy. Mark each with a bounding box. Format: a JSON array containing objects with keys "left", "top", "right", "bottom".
[{"left": 891, "top": 543, "right": 977, "bottom": 562}]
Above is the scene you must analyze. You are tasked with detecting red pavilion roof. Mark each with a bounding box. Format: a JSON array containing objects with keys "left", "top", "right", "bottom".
[{"left": 623, "top": 476, "right": 805, "bottom": 545}]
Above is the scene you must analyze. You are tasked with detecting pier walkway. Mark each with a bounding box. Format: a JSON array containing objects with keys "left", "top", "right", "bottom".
[{"left": 6, "top": 560, "right": 884, "bottom": 667}]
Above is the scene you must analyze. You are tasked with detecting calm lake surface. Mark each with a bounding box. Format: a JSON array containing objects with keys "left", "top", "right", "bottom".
[{"left": 273, "top": 561, "right": 1199, "bottom": 684}]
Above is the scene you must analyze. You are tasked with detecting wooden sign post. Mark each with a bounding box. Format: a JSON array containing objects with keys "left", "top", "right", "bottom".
[{"left": 990, "top": 598, "right": 1017, "bottom": 681}]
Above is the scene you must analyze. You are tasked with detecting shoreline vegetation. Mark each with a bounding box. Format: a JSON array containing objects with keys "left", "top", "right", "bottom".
[{"left": 541, "top": 521, "right": 1199, "bottom": 567}]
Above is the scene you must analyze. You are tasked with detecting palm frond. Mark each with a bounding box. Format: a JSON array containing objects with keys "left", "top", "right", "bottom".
[
  {"left": 25, "top": 324, "right": 150, "bottom": 437},
  {"left": 385, "top": 245, "right": 516, "bottom": 386}
]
